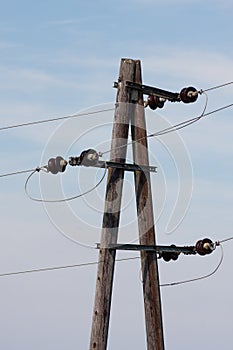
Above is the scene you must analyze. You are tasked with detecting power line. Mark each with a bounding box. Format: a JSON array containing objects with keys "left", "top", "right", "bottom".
[
  {"left": 0, "top": 107, "right": 115, "bottom": 132},
  {"left": 147, "top": 90, "right": 208, "bottom": 136},
  {"left": 0, "top": 244, "right": 225, "bottom": 285},
  {"left": 218, "top": 236, "right": 233, "bottom": 244},
  {"left": 1, "top": 101, "right": 233, "bottom": 180},
  {"left": 0, "top": 256, "right": 140, "bottom": 278},
  {"left": 203, "top": 81, "right": 233, "bottom": 93},
  {"left": 0, "top": 167, "right": 40, "bottom": 178},
  {"left": 0, "top": 234, "right": 232, "bottom": 283},
  {"left": 0, "top": 80, "right": 232, "bottom": 133},
  {"left": 101, "top": 100, "right": 233, "bottom": 156},
  {"left": 148, "top": 100, "right": 233, "bottom": 137}
]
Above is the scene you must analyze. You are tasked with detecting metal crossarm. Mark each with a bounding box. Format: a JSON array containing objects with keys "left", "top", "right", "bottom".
[
  {"left": 114, "top": 81, "right": 180, "bottom": 101},
  {"left": 96, "top": 243, "right": 196, "bottom": 255},
  {"left": 69, "top": 158, "right": 157, "bottom": 173}
]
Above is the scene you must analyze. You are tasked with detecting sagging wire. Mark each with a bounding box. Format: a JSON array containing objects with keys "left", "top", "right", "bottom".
[
  {"left": 24, "top": 156, "right": 108, "bottom": 203},
  {"left": 101, "top": 91, "right": 208, "bottom": 156},
  {"left": 101, "top": 97, "right": 233, "bottom": 157},
  {"left": 154, "top": 101, "right": 233, "bottom": 137},
  {"left": 150, "top": 90, "right": 208, "bottom": 137}
]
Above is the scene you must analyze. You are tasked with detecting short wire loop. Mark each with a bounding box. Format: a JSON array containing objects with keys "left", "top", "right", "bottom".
[
  {"left": 24, "top": 157, "right": 108, "bottom": 203},
  {"left": 160, "top": 244, "right": 224, "bottom": 287}
]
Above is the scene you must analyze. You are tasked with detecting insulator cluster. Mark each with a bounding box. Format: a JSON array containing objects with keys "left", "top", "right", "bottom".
[
  {"left": 160, "top": 245, "right": 180, "bottom": 262},
  {"left": 47, "top": 156, "right": 67, "bottom": 174},
  {"left": 147, "top": 86, "right": 199, "bottom": 110},
  {"left": 160, "top": 238, "right": 215, "bottom": 263},
  {"left": 147, "top": 95, "right": 165, "bottom": 110},
  {"left": 69, "top": 149, "right": 99, "bottom": 167}
]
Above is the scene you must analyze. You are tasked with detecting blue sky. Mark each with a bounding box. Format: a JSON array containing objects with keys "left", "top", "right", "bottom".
[{"left": 0, "top": 1, "right": 233, "bottom": 349}]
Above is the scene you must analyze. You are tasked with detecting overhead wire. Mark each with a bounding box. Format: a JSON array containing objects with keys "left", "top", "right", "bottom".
[
  {"left": 203, "top": 81, "right": 233, "bottom": 92},
  {"left": 1, "top": 99, "right": 233, "bottom": 180},
  {"left": 145, "top": 101, "right": 233, "bottom": 139},
  {"left": 218, "top": 236, "right": 233, "bottom": 244},
  {"left": 0, "top": 256, "right": 140, "bottom": 278},
  {"left": 0, "top": 107, "right": 115, "bottom": 132},
  {"left": 0, "top": 168, "right": 40, "bottom": 178},
  {"left": 0, "top": 243, "right": 226, "bottom": 282},
  {"left": 0, "top": 80, "right": 232, "bottom": 133},
  {"left": 0, "top": 82, "right": 232, "bottom": 283},
  {"left": 101, "top": 94, "right": 233, "bottom": 156},
  {"left": 100, "top": 92, "right": 208, "bottom": 155},
  {"left": 147, "top": 90, "right": 208, "bottom": 137},
  {"left": 0, "top": 84, "right": 232, "bottom": 203},
  {"left": 1, "top": 233, "right": 233, "bottom": 279}
]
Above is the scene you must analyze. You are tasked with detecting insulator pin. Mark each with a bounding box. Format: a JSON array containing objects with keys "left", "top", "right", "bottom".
[
  {"left": 147, "top": 95, "right": 165, "bottom": 110},
  {"left": 195, "top": 238, "right": 215, "bottom": 256},
  {"left": 180, "top": 86, "right": 198, "bottom": 103},
  {"left": 47, "top": 156, "right": 67, "bottom": 174},
  {"left": 69, "top": 149, "right": 99, "bottom": 167},
  {"left": 80, "top": 149, "right": 99, "bottom": 166}
]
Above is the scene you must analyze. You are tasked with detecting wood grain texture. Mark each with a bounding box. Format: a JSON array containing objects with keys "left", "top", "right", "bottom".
[
  {"left": 89, "top": 59, "right": 136, "bottom": 350},
  {"left": 89, "top": 59, "right": 164, "bottom": 350},
  {"left": 131, "top": 60, "right": 165, "bottom": 350}
]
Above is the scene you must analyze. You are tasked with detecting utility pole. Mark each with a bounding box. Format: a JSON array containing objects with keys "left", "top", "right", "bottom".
[
  {"left": 41, "top": 57, "right": 211, "bottom": 350},
  {"left": 131, "top": 60, "right": 164, "bottom": 349},
  {"left": 44, "top": 58, "right": 213, "bottom": 350},
  {"left": 89, "top": 58, "right": 164, "bottom": 350},
  {"left": 89, "top": 58, "right": 135, "bottom": 350}
]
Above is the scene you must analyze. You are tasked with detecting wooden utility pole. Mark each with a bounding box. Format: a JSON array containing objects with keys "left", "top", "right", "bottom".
[
  {"left": 89, "top": 58, "right": 135, "bottom": 350},
  {"left": 131, "top": 61, "right": 164, "bottom": 350},
  {"left": 89, "top": 58, "right": 164, "bottom": 350}
]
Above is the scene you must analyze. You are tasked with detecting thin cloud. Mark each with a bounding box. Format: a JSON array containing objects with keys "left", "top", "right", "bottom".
[
  {"left": 142, "top": 47, "right": 233, "bottom": 87},
  {"left": 0, "top": 65, "right": 70, "bottom": 91},
  {"left": 0, "top": 41, "right": 18, "bottom": 49},
  {"left": 48, "top": 19, "right": 82, "bottom": 26}
]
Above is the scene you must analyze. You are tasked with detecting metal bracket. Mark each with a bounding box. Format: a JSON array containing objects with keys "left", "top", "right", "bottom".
[
  {"left": 114, "top": 81, "right": 180, "bottom": 102},
  {"left": 69, "top": 158, "right": 157, "bottom": 173},
  {"left": 96, "top": 243, "right": 196, "bottom": 255},
  {"left": 96, "top": 161, "right": 157, "bottom": 173}
]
